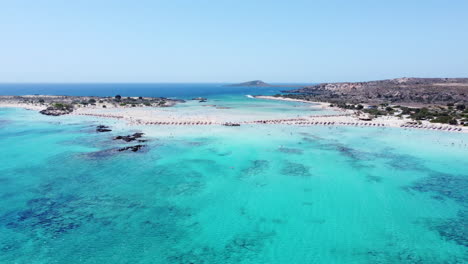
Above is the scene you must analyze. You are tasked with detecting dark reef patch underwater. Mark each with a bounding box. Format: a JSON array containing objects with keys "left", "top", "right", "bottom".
[
  {"left": 281, "top": 161, "right": 312, "bottom": 177},
  {"left": 407, "top": 171, "right": 468, "bottom": 248},
  {"left": 242, "top": 160, "right": 270, "bottom": 178}
]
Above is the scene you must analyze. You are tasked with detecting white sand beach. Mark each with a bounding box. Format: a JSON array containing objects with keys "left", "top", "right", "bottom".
[
  {"left": 67, "top": 103, "right": 466, "bottom": 133},
  {"left": 1, "top": 96, "right": 466, "bottom": 133}
]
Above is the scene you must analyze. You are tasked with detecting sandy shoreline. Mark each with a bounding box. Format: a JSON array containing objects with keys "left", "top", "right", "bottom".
[
  {"left": 0, "top": 102, "right": 45, "bottom": 111},
  {"left": 253, "top": 95, "right": 333, "bottom": 109},
  {"left": 1, "top": 101, "right": 466, "bottom": 133}
]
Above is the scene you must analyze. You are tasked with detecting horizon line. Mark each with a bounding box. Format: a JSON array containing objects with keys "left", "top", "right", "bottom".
[{"left": 0, "top": 76, "right": 467, "bottom": 85}]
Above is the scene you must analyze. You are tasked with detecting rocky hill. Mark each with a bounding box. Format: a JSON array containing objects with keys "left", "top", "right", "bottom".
[
  {"left": 284, "top": 78, "right": 468, "bottom": 105},
  {"left": 226, "top": 80, "right": 272, "bottom": 87}
]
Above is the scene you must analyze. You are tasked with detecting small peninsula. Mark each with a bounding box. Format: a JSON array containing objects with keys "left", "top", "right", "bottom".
[{"left": 0, "top": 95, "right": 182, "bottom": 116}]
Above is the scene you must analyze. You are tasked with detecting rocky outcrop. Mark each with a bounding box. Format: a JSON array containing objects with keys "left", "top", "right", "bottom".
[
  {"left": 96, "top": 125, "right": 112, "bottom": 132},
  {"left": 114, "top": 133, "right": 145, "bottom": 142},
  {"left": 117, "top": 145, "right": 146, "bottom": 152},
  {"left": 39, "top": 106, "right": 73, "bottom": 116}
]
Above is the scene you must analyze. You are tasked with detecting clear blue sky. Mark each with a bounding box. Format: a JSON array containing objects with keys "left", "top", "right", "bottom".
[{"left": 1, "top": 0, "right": 467, "bottom": 83}]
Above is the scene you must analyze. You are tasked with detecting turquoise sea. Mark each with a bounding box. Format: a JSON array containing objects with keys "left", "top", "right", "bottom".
[{"left": 0, "top": 84, "right": 467, "bottom": 263}]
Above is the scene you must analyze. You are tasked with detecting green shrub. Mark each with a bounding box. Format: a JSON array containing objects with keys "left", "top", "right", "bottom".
[
  {"left": 52, "top": 103, "right": 73, "bottom": 110},
  {"left": 430, "top": 116, "right": 455, "bottom": 124}
]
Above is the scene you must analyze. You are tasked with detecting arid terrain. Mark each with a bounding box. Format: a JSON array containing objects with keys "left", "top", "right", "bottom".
[{"left": 284, "top": 77, "right": 468, "bottom": 105}]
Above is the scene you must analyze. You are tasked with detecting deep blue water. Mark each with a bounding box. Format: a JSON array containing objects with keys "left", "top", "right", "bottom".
[{"left": 0, "top": 83, "right": 302, "bottom": 98}]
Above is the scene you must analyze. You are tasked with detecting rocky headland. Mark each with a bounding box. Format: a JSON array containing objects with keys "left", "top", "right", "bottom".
[
  {"left": 283, "top": 77, "right": 468, "bottom": 105},
  {"left": 114, "top": 133, "right": 146, "bottom": 142},
  {"left": 270, "top": 78, "right": 468, "bottom": 126}
]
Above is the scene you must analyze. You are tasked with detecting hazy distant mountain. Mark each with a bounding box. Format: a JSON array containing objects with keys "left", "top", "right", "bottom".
[{"left": 226, "top": 80, "right": 272, "bottom": 87}]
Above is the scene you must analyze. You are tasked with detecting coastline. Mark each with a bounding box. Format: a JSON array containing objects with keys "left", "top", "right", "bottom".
[
  {"left": 1, "top": 99, "right": 466, "bottom": 133},
  {"left": 0, "top": 102, "right": 45, "bottom": 111},
  {"left": 252, "top": 95, "right": 333, "bottom": 109}
]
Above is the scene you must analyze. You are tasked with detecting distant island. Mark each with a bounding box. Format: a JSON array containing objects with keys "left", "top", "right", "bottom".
[
  {"left": 226, "top": 80, "right": 306, "bottom": 88},
  {"left": 226, "top": 80, "right": 273, "bottom": 87}
]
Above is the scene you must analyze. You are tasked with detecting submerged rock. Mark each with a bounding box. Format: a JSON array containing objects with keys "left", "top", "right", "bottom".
[
  {"left": 117, "top": 145, "right": 146, "bottom": 152},
  {"left": 96, "top": 125, "right": 112, "bottom": 132},
  {"left": 114, "top": 132, "right": 145, "bottom": 142}
]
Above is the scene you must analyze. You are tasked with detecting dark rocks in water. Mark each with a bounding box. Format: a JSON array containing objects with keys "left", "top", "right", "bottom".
[
  {"left": 114, "top": 132, "right": 144, "bottom": 142},
  {"left": 96, "top": 125, "right": 112, "bottom": 132},
  {"left": 118, "top": 145, "right": 146, "bottom": 152}
]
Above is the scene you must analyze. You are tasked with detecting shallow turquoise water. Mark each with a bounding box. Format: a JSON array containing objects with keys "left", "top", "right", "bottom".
[{"left": 0, "top": 107, "right": 467, "bottom": 263}]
